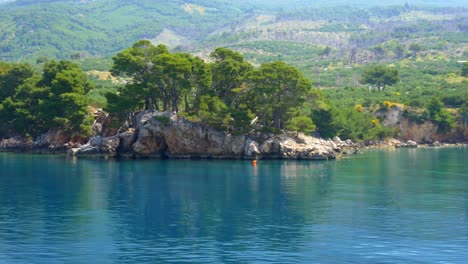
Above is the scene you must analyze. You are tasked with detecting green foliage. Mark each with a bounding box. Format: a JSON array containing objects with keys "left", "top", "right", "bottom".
[
  {"left": 153, "top": 115, "right": 172, "bottom": 127},
  {"left": 210, "top": 47, "right": 253, "bottom": 107},
  {"left": 286, "top": 115, "right": 316, "bottom": 136},
  {"left": 361, "top": 65, "right": 399, "bottom": 90},
  {"left": 247, "top": 61, "right": 311, "bottom": 129},
  {"left": 332, "top": 107, "right": 395, "bottom": 141},
  {"left": 0, "top": 60, "right": 93, "bottom": 137},
  {"left": 196, "top": 95, "right": 231, "bottom": 130},
  {"left": 108, "top": 41, "right": 211, "bottom": 114},
  {"left": 409, "top": 43, "right": 423, "bottom": 56},
  {"left": 310, "top": 105, "right": 337, "bottom": 138},
  {"left": 425, "top": 97, "right": 457, "bottom": 132},
  {"left": 0, "top": 0, "right": 249, "bottom": 61},
  {"left": 462, "top": 62, "right": 468, "bottom": 77},
  {"left": 229, "top": 108, "right": 254, "bottom": 134},
  {"left": 86, "top": 79, "right": 118, "bottom": 108},
  {"left": 0, "top": 62, "right": 34, "bottom": 101}
]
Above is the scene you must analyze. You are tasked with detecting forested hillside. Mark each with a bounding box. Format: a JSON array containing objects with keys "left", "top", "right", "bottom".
[
  {"left": 0, "top": 0, "right": 466, "bottom": 62},
  {"left": 0, "top": 0, "right": 254, "bottom": 61},
  {"left": 0, "top": 0, "right": 467, "bottom": 142}
]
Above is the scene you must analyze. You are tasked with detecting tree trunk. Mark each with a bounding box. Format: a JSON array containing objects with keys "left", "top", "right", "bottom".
[
  {"left": 171, "top": 79, "right": 178, "bottom": 113},
  {"left": 144, "top": 98, "right": 150, "bottom": 110},
  {"left": 151, "top": 94, "right": 159, "bottom": 111},
  {"left": 273, "top": 110, "right": 280, "bottom": 129},
  {"left": 184, "top": 94, "right": 190, "bottom": 112}
]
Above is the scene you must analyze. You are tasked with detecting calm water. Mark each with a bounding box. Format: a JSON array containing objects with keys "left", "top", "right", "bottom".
[{"left": 0, "top": 148, "right": 467, "bottom": 263}]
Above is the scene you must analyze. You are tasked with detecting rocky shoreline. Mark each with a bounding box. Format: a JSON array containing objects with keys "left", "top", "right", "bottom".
[{"left": 0, "top": 111, "right": 466, "bottom": 159}]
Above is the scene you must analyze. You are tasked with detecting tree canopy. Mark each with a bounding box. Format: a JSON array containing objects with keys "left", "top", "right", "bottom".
[
  {"left": 0, "top": 60, "right": 93, "bottom": 137},
  {"left": 247, "top": 61, "right": 311, "bottom": 129},
  {"left": 107, "top": 42, "right": 318, "bottom": 134},
  {"left": 1, "top": 39, "right": 463, "bottom": 142},
  {"left": 462, "top": 62, "right": 468, "bottom": 77},
  {"left": 360, "top": 65, "right": 399, "bottom": 90}
]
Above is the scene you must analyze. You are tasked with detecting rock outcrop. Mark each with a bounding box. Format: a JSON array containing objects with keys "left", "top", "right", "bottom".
[
  {"left": 71, "top": 136, "right": 120, "bottom": 157},
  {"left": 0, "top": 111, "right": 357, "bottom": 160},
  {"left": 0, "top": 136, "right": 31, "bottom": 151},
  {"left": 72, "top": 111, "right": 349, "bottom": 160},
  {"left": 0, "top": 130, "right": 69, "bottom": 153},
  {"left": 396, "top": 140, "right": 419, "bottom": 148},
  {"left": 2, "top": 110, "right": 464, "bottom": 158}
]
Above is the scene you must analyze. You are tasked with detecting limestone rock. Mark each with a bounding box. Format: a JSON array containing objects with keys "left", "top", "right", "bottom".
[
  {"left": 257, "top": 133, "right": 340, "bottom": 160},
  {"left": 0, "top": 136, "right": 31, "bottom": 151},
  {"left": 161, "top": 118, "right": 245, "bottom": 158},
  {"left": 245, "top": 139, "right": 260, "bottom": 157},
  {"left": 396, "top": 140, "right": 419, "bottom": 148},
  {"left": 386, "top": 138, "right": 402, "bottom": 147},
  {"left": 118, "top": 129, "right": 138, "bottom": 154},
  {"left": 259, "top": 138, "right": 281, "bottom": 156},
  {"left": 132, "top": 126, "right": 167, "bottom": 157},
  {"left": 67, "top": 110, "right": 349, "bottom": 160},
  {"left": 73, "top": 136, "right": 120, "bottom": 157},
  {"left": 1, "top": 130, "right": 69, "bottom": 153},
  {"left": 33, "top": 130, "right": 69, "bottom": 152}
]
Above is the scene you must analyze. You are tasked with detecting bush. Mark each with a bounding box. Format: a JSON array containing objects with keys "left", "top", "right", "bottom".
[{"left": 153, "top": 115, "right": 172, "bottom": 126}]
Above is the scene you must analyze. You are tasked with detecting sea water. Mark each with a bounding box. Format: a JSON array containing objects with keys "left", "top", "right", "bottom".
[{"left": 0, "top": 147, "right": 467, "bottom": 263}]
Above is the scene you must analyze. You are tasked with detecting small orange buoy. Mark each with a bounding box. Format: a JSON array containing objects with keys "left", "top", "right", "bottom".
[{"left": 252, "top": 160, "right": 257, "bottom": 166}]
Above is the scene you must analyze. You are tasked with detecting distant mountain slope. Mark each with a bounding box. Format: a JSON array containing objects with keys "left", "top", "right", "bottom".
[
  {"left": 0, "top": 0, "right": 466, "bottom": 61},
  {"left": 0, "top": 0, "right": 252, "bottom": 61},
  {"left": 239, "top": 0, "right": 468, "bottom": 9}
]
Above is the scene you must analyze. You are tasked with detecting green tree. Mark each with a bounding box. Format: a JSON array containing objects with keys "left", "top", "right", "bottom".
[
  {"left": 372, "top": 46, "right": 386, "bottom": 59},
  {"left": 0, "top": 76, "right": 47, "bottom": 136},
  {"left": 153, "top": 53, "right": 192, "bottom": 113},
  {"left": 0, "top": 62, "right": 34, "bottom": 101},
  {"left": 109, "top": 41, "right": 211, "bottom": 115},
  {"left": 210, "top": 48, "right": 253, "bottom": 107},
  {"left": 394, "top": 45, "right": 405, "bottom": 59},
  {"left": 248, "top": 61, "right": 311, "bottom": 129},
  {"left": 110, "top": 40, "right": 169, "bottom": 111},
  {"left": 409, "top": 43, "right": 422, "bottom": 57},
  {"left": 311, "top": 103, "right": 339, "bottom": 138},
  {"left": 196, "top": 95, "right": 231, "bottom": 130},
  {"left": 360, "top": 65, "right": 399, "bottom": 91},
  {"left": 462, "top": 62, "right": 468, "bottom": 77},
  {"left": 425, "top": 97, "right": 456, "bottom": 133},
  {"left": 0, "top": 60, "right": 93, "bottom": 137},
  {"left": 286, "top": 115, "right": 316, "bottom": 136},
  {"left": 38, "top": 60, "right": 94, "bottom": 135}
]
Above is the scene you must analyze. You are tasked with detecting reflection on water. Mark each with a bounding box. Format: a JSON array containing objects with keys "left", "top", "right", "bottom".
[{"left": 0, "top": 148, "right": 467, "bottom": 263}]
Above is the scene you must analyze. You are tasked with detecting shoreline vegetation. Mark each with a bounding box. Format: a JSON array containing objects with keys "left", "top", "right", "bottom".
[
  {"left": 0, "top": 128, "right": 465, "bottom": 160},
  {"left": 0, "top": 109, "right": 466, "bottom": 160},
  {"left": 1, "top": 41, "right": 467, "bottom": 158},
  {"left": 1, "top": 2, "right": 467, "bottom": 159}
]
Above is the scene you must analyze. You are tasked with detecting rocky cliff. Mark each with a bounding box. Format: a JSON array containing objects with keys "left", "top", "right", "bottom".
[
  {"left": 69, "top": 111, "right": 353, "bottom": 160},
  {"left": 0, "top": 130, "right": 72, "bottom": 153},
  {"left": 374, "top": 105, "right": 467, "bottom": 143},
  {"left": 3, "top": 109, "right": 465, "bottom": 158}
]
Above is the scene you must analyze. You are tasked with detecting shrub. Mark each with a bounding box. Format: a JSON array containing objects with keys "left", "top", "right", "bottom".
[{"left": 153, "top": 115, "right": 172, "bottom": 126}]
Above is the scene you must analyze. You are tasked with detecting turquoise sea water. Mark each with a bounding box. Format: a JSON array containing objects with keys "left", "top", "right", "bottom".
[{"left": 0, "top": 148, "right": 467, "bottom": 263}]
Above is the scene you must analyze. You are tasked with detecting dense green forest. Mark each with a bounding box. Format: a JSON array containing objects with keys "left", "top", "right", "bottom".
[
  {"left": 0, "top": 1, "right": 466, "bottom": 62},
  {"left": 1, "top": 41, "right": 466, "bottom": 142},
  {"left": 0, "top": 0, "right": 255, "bottom": 61},
  {"left": 0, "top": 60, "right": 93, "bottom": 137},
  {"left": 0, "top": 1, "right": 467, "bottom": 142}
]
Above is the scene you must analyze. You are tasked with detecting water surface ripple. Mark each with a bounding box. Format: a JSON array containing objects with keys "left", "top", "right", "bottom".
[{"left": 0, "top": 148, "right": 467, "bottom": 263}]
